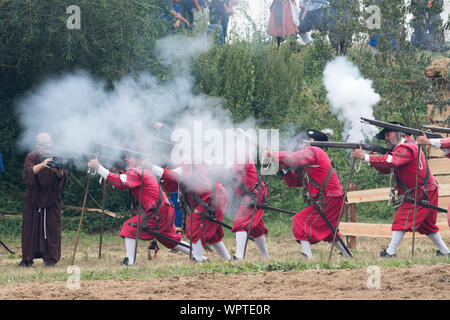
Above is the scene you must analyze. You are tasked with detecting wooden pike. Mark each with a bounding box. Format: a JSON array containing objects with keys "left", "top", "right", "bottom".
[
  {"left": 411, "top": 145, "right": 422, "bottom": 259},
  {"left": 243, "top": 183, "right": 261, "bottom": 258},
  {"left": 71, "top": 170, "right": 93, "bottom": 265},
  {"left": 98, "top": 180, "right": 107, "bottom": 259}
]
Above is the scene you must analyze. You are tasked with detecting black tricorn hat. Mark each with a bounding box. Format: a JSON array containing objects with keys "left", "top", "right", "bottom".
[
  {"left": 303, "top": 129, "right": 329, "bottom": 142},
  {"left": 375, "top": 121, "right": 406, "bottom": 140}
]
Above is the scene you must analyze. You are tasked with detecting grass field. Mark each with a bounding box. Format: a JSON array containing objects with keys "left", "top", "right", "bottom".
[{"left": 0, "top": 216, "right": 448, "bottom": 286}]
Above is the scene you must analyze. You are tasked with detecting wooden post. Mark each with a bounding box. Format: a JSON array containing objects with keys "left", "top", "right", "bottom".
[{"left": 346, "top": 183, "right": 357, "bottom": 249}]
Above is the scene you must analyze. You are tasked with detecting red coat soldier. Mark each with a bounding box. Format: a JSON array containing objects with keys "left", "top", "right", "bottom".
[
  {"left": 230, "top": 160, "right": 270, "bottom": 261},
  {"left": 266, "top": 130, "right": 349, "bottom": 259},
  {"left": 88, "top": 155, "right": 193, "bottom": 266},
  {"left": 151, "top": 163, "right": 231, "bottom": 262},
  {"left": 352, "top": 124, "right": 449, "bottom": 257}
]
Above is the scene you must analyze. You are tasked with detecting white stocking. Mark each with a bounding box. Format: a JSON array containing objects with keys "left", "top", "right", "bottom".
[{"left": 125, "top": 237, "right": 137, "bottom": 265}]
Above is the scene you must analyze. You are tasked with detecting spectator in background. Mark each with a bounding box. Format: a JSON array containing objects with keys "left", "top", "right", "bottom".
[
  {"left": 268, "top": 0, "right": 299, "bottom": 47},
  {"left": 184, "top": 0, "right": 210, "bottom": 34},
  {"left": 164, "top": 0, "right": 191, "bottom": 30},
  {"left": 210, "top": 0, "right": 234, "bottom": 42},
  {"left": 411, "top": 0, "right": 446, "bottom": 51},
  {"left": 297, "top": 0, "right": 329, "bottom": 44}
]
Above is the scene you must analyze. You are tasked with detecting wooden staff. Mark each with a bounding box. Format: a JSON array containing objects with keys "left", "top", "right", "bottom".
[
  {"left": 68, "top": 170, "right": 104, "bottom": 210},
  {"left": 98, "top": 180, "right": 107, "bottom": 259},
  {"left": 71, "top": 169, "right": 93, "bottom": 265},
  {"left": 133, "top": 168, "right": 145, "bottom": 264},
  {"left": 243, "top": 183, "right": 261, "bottom": 258},
  {"left": 411, "top": 145, "right": 422, "bottom": 259}
]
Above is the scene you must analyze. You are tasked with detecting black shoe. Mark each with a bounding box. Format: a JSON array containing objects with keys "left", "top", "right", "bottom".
[
  {"left": 436, "top": 250, "right": 450, "bottom": 257},
  {"left": 380, "top": 249, "right": 396, "bottom": 258},
  {"left": 121, "top": 257, "right": 130, "bottom": 266},
  {"left": 43, "top": 261, "right": 56, "bottom": 267},
  {"left": 18, "top": 260, "right": 33, "bottom": 267}
]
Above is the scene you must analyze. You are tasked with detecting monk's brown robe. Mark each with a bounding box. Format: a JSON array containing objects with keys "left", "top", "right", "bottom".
[{"left": 21, "top": 152, "right": 68, "bottom": 263}]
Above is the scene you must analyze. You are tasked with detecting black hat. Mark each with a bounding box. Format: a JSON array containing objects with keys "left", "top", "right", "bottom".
[
  {"left": 302, "top": 129, "right": 329, "bottom": 142},
  {"left": 375, "top": 121, "right": 406, "bottom": 140}
]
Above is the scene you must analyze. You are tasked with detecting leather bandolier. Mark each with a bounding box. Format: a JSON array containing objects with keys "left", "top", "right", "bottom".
[
  {"left": 300, "top": 165, "right": 334, "bottom": 211},
  {"left": 389, "top": 141, "right": 432, "bottom": 208},
  {"left": 129, "top": 185, "right": 164, "bottom": 260}
]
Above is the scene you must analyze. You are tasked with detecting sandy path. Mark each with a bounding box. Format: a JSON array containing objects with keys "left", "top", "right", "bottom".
[{"left": 0, "top": 263, "right": 448, "bottom": 300}]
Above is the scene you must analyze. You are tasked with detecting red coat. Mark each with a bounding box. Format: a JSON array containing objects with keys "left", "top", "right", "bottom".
[
  {"left": 441, "top": 137, "right": 450, "bottom": 158},
  {"left": 162, "top": 164, "right": 227, "bottom": 244},
  {"left": 369, "top": 137, "right": 439, "bottom": 234},
  {"left": 274, "top": 146, "right": 344, "bottom": 198},
  {"left": 107, "top": 168, "right": 181, "bottom": 249},
  {"left": 273, "top": 147, "right": 345, "bottom": 244},
  {"left": 231, "top": 162, "right": 268, "bottom": 238}
]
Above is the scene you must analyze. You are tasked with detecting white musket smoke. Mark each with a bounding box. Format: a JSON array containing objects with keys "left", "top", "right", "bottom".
[{"left": 323, "top": 56, "right": 380, "bottom": 142}]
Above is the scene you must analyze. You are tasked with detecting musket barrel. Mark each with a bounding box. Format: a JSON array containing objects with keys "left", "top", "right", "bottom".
[
  {"left": 421, "top": 125, "right": 450, "bottom": 134},
  {"left": 308, "top": 141, "right": 392, "bottom": 154},
  {"left": 361, "top": 117, "right": 442, "bottom": 139}
]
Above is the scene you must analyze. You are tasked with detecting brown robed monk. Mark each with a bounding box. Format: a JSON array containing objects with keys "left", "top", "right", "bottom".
[{"left": 19, "top": 133, "right": 68, "bottom": 267}]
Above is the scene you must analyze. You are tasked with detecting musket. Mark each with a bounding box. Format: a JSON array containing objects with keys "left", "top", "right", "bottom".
[
  {"left": 248, "top": 203, "right": 296, "bottom": 215},
  {"left": 250, "top": 203, "right": 353, "bottom": 256},
  {"left": 310, "top": 201, "right": 353, "bottom": 257},
  {"left": 402, "top": 197, "right": 447, "bottom": 213},
  {"left": 128, "top": 223, "right": 190, "bottom": 249},
  {"left": 361, "top": 117, "right": 443, "bottom": 139},
  {"left": 144, "top": 133, "right": 176, "bottom": 146},
  {"left": 307, "top": 141, "right": 393, "bottom": 154},
  {"left": 93, "top": 142, "right": 147, "bottom": 158},
  {"left": 421, "top": 125, "right": 450, "bottom": 134}
]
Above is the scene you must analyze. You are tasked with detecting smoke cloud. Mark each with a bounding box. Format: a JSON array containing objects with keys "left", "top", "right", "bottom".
[
  {"left": 323, "top": 56, "right": 380, "bottom": 143},
  {"left": 14, "top": 33, "right": 272, "bottom": 204}
]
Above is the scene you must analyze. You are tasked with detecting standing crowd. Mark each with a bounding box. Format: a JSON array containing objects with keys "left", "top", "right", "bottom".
[{"left": 163, "top": 0, "right": 235, "bottom": 45}]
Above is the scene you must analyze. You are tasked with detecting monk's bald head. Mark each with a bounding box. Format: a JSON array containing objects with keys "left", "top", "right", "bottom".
[
  {"left": 37, "top": 133, "right": 52, "bottom": 144},
  {"left": 36, "top": 133, "right": 52, "bottom": 155}
]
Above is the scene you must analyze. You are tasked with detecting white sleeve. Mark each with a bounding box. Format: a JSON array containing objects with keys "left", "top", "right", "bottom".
[
  {"left": 364, "top": 153, "right": 370, "bottom": 164},
  {"left": 119, "top": 174, "right": 128, "bottom": 184},
  {"left": 429, "top": 139, "right": 441, "bottom": 149},
  {"left": 151, "top": 165, "right": 164, "bottom": 179},
  {"left": 173, "top": 167, "right": 184, "bottom": 176},
  {"left": 97, "top": 165, "right": 110, "bottom": 180}
]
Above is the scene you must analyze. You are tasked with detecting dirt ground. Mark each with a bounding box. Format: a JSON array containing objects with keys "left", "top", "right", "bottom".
[
  {"left": 0, "top": 263, "right": 448, "bottom": 300},
  {"left": 0, "top": 234, "right": 449, "bottom": 301}
]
